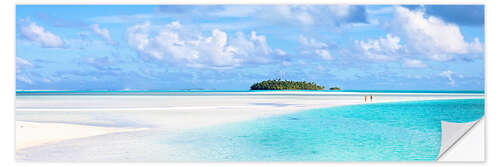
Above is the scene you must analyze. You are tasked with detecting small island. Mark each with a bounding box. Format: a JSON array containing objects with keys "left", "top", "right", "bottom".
[
  {"left": 250, "top": 79, "right": 328, "bottom": 90},
  {"left": 329, "top": 87, "right": 341, "bottom": 90}
]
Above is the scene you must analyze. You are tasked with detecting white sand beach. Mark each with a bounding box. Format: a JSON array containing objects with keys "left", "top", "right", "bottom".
[
  {"left": 16, "top": 92, "right": 484, "bottom": 153},
  {"left": 16, "top": 121, "right": 147, "bottom": 151}
]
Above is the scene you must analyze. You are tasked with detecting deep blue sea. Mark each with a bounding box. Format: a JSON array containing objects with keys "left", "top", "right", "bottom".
[{"left": 161, "top": 99, "right": 484, "bottom": 161}]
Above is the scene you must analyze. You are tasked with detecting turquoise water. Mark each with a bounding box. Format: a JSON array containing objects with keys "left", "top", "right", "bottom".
[
  {"left": 161, "top": 99, "right": 484, "bottom": 161},
  {"left": 16, "top": 98, "right": 484, "bottom": 161},
  {"left": 16, "top": 90, "right": 484, "bottom": 96}
]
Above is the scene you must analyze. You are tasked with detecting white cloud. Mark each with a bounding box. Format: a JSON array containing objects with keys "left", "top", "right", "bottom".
[
  {"left": 328, "top": 5, "right": 366, "bottom": 22},
  {"left": 88, "top": 14, "right": 160, "bottom": 24},
  {"left": 298, "top": 35, "right": 333, "bottom": 60},
  {"left": 468, "top": 38, "right": 484, "bottom": 54},
  {"left": 16, "top": 57, "right": 34, "bottom": 84},
  {"left": 198, "top": 21, "right": 260, "bottom": 31},
  {"left": 17, "top": 76, "right": 33, "bottom": 84},
  {"left": 366, "top": 6, "right": 394, "bottom": 15},
  {"left": 354, "top": 34, "right": 403, "bottom": 61},
  {"left": 439, "top": 70, "right": 456, "bottom": 86},
  {"left": 262, "top": 5, "right": 367, "bottom": 26},
  {"left": 316, "top": 65, "right": 326, "bottom": 71},
  {"left": 275, "top": 49, "right": 286, "bottom": 56},
  {"left": 209, "top": 6, "right": 261, "bottom": 17},
  {"left": 402, "top": 59, "right": 427, "bottom": 68},
  {"left": 230, "top": 31, "right": 280, "bottom": 64},
  {"left": 91, "top": 24, "right": 116, "bottom": 45},
  {"left": 16, "top": 57, "right": 33, "bottom": 72},
  {"left": 299, "top": 35, "right": 328, "bottom": 48},
  {"left": 18, "top": 18, "right": 65, "bottom": 48},
  {"left": 329, "top": 5, "right": 351, "bottom": 18},
  {"left": 126, "top": 21, "right": 282, "bottom": 68},
  {"left": 315, "top": 50, "right": 332, "bottom": 60},
  {"left": 271, "top": 6, "right": 314, "bottom": 25},
  {"left": 392, "top": 6, "right": 483, "bottom": 61}
]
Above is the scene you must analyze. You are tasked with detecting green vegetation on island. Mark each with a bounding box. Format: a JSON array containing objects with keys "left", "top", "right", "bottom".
[
  {"left": 329, "top": 87, "right": 341, "bottom": 90},
  {"left": 250, "top": 79, "right": 332, "bottom": 90}
]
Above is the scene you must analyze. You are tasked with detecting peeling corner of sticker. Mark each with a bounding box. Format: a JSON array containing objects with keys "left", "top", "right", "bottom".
[{"left": 436, "top": 118, "right": 482, "bottom": 161}]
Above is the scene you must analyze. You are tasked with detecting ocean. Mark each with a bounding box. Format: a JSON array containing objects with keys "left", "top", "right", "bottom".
[
  {"left": 16, "top": 90, "right": 484, "bottom": 96},
  {"left": 156, "top": 99, "right": 485, "bottom": 161},
  {"left": 15, "top": 91, "right": 484, "bottom": 161}
]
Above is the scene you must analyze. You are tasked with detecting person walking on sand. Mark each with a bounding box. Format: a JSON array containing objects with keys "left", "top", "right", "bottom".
[
  {"left": 370, "top": 95, "right": 373, "bottom": 102},
  {"left": 364, "top": 96, "right": 367, "bottom": 103}
]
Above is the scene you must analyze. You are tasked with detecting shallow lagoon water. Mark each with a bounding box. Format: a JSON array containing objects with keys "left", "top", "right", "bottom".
[
  {"left": 17, "top": 99, "right": 484, "bottom": 161},
  {"left": 163, "top": 99, "right": 484, "bottom": 161}
]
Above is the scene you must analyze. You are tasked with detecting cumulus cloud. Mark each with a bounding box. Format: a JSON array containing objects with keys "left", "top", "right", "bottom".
[
  {"left": 354, "top": 34, "right": 403, "bottom": 61},
  {"left": 346, "top": 6, "right": 482, "bottom": 65},
  {"left": 18, "top": 18, "right": 65, "bottom": 48},
  {"left": 298, "top": 35, "right": 333, "bottom": 60},
  {"left": 439, "top": 70, "right": 456, "bottom": 86},
  {"left": 91, "top": 24, "right": 117, "bottom": 45},
  {"left": 126, "top": 21, "right": 283, "bottom": 68},
  {"left": 391, "top": 6, "right": 483, "bottom": 61},
  {"left": 230, "top": 31, "right": 280, "bottom": 64}
]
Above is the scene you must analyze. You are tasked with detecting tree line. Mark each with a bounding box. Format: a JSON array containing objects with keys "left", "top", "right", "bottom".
[{"left": 250, "top": 79, "right": 340, "bottom": 90}]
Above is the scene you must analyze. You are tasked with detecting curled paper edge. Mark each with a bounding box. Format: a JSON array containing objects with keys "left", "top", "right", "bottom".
[{"left": 437, "top": 118, "right": 483, "bottom": 160}]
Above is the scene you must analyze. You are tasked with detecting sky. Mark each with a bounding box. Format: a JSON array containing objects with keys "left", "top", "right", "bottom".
[{"left": 16, "top": 5, "right": 484, "bottom": 91}]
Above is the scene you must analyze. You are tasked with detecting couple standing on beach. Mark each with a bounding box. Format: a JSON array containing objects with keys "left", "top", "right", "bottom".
[{"left": 364, "top": 95, "right": 373, "bottom": 103}]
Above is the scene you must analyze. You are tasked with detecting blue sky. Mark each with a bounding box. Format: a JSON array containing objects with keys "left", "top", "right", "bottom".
[{"left": 16, "top": 5, "right": 484, "bottom": 91}]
